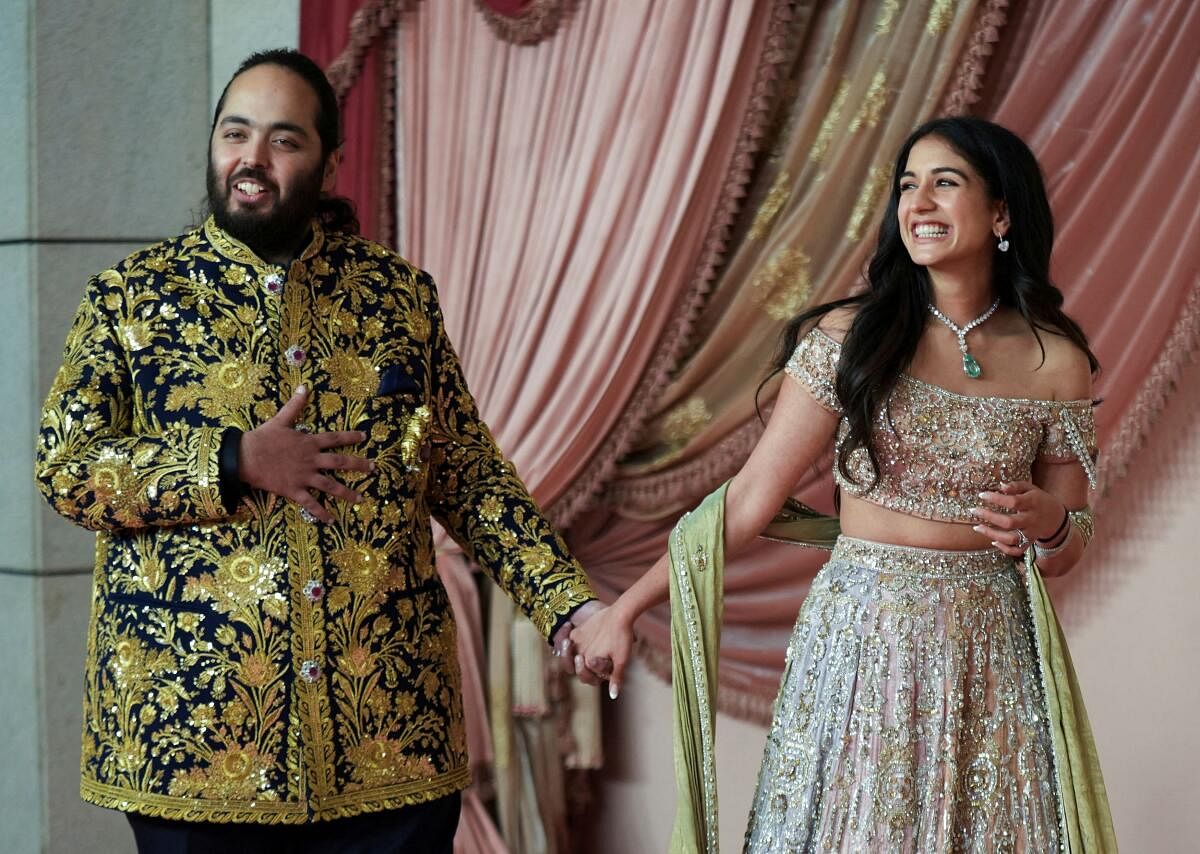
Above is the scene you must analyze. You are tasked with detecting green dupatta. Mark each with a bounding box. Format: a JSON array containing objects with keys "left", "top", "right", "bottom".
[
  {"left": 667, "top": 482, "right": 727, "bottom": 854},
  {"left": 667, "top": 487, "right": 841, "bottom": 853},
  {"left": 667, "top": 482, "right": 1116, "bottom": 853},
  {"left": 1024, "top": 551, "right": 1118, "bottom": 851}
]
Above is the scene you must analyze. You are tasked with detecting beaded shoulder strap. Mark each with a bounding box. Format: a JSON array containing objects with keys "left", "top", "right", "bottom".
[{"left": 1059, "top": 408, "right": 1098, "bottom": 492}]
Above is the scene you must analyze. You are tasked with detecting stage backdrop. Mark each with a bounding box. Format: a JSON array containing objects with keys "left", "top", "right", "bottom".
[{"left": 302, "top": 0, "right": 1199, "bottom": 850}]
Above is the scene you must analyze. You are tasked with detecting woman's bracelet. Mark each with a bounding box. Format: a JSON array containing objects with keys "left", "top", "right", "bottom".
[
  {"left": 1034, "top": 523, "right": 1074, "bottom": 560},
  {"left": 1038, "top": 506, "right": 1070, "bottom": 546},
  {"left": 1069, "top": 507, "right": 1094, "bottom": 546}
]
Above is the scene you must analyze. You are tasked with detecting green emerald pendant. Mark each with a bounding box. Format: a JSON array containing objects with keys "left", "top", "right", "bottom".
[{"left": 963, "top": 353, "right": 982, "bottom": 378}]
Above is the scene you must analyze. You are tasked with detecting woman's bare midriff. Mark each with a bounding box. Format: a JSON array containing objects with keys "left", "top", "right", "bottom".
[{"left": 837, "top": 493, "right": 999, "bottom": 552}]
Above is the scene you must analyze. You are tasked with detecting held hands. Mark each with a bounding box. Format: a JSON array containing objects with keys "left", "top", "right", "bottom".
[
  {"left": 551, "top": 600, "right": 615, "bottom": 687},
  {"left": 971, "top": 480, "right": 1063, "bottom": 558},
  {"left": 568, "top": 601, "right": 636, "bottom": 700},
  {"left": 239, "top": 386, "right": 374, "bottom": 523}
]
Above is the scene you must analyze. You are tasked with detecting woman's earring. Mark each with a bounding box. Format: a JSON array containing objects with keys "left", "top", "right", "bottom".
[{"left": 997, "top": 235, "right": 1010, "bottom": 252}]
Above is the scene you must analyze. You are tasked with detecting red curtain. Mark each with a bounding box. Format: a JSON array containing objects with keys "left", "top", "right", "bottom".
[{"left": 300, "top": 0, "right": 386, "bottom": 244}]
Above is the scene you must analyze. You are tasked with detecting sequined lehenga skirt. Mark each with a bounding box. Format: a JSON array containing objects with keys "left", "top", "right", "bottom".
[{"left": 744, "top": 537, "right": 1062, "bottom": 853}]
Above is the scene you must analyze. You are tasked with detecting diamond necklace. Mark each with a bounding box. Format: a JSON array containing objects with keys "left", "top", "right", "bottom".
[{"left": 927, "top": 297, "right": 1000, "bottom": 379}]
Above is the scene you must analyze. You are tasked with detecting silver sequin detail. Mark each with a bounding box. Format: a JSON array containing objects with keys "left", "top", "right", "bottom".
[
  {"left": 744, "top": 537, "right": 1062, "bottom": 852},
  {"left": 786, "top": 328, "right": 1098, "bottom": 521},
  {"left": 670, "top": 519, "right": 719, "bottom": 854}
]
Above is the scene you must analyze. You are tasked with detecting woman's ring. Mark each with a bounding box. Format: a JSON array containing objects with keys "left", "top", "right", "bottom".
[{"left": 1014, "top": 529, "right": 1030, "bottom": 550}]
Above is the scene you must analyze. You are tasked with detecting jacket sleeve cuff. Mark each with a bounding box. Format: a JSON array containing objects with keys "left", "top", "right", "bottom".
[
  {"left": 218, "top": 427, "right": 246, "bottom": 512},
  {"left": 548, "top": 597, "right": 599, "bottom": 645}
]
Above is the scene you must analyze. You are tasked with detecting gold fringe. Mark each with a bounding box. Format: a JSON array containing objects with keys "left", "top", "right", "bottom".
[{"left": 474, "top": 0, "right": 577, "bottom": 45}]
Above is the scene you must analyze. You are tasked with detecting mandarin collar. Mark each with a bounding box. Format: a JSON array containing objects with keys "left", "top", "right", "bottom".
[{"left": 203, "top": 216, "right": 326, "bottom": 269}]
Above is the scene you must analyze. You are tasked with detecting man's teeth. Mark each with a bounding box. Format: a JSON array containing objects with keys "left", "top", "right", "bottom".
[
  {"left": 236, "top": 182, "right": 264, "bottom": 194},
  {"left": 915, "top": 224, "right": 948, "bottom": 238}
]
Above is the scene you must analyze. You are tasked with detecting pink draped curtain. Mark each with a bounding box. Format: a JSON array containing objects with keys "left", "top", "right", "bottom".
[
  {"left": 303, "top": 1, "right": 794, "bottom": 849},
  {"left": 562, "top": 0, "right": 1200, "bottom": 716},
  {"left": 986, "top": 0, "right": 1200, "bottom": 498},
  {"left": 397, "top": 0, "right": 788, "bottom": 522},
  {"left": 393, "top": 2, "right": 792, "bottom": 849},
  {"left": 302, "top": 0, "right": 1199, "bottom": 771}
]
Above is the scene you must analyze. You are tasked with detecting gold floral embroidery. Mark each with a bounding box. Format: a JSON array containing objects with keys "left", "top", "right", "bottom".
[
  {"left": 168, "top": 745, "right": 275, "bottom": 800},
  {"left": 166, "top": 357, "right": 270, "bottom": 420},
  {"left": 846, "top": 164, "right": 890, "bottom": 242},
  {"left": 875, "top": 0, "right": 901, "bottom": 34},
  {"left": 748, "top": 171, "right": 792, "bottom": 241},
  {"left": 848, "top": 70, "right": 890, "bottom": 133},
  {"left": 751, "top": 246, "right": 813, "bottom": 320},
  {"left": 35, "top": 218, "right": 593, "bottom": 823},
  {"left": 810, "top": 79, "right": 851, "bottom": 163},
  {"left": 324, "top": 350, "right": 378, "bottom": 400},
  {"left": 927, "top": 0, "right": 957, "bottom": 35},
  {"left": 661, "top": 396, "right": 713, "bottom": 445},
  {"left": 330, "top": 543, "right": 391, "bottom": 596}
]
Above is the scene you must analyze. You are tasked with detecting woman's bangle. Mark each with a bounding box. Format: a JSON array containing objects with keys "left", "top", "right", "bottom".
[
  {"left": 1038, "top": 505, "right": 1070, "bottom": 546},
  {"left": 1034, "top": 523, "right": 1073, "bottom": 560}
]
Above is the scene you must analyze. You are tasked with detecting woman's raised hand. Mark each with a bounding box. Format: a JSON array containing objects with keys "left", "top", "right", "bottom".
[{"left": 971, "top": 480, "right": 1065, "bottom": 558}]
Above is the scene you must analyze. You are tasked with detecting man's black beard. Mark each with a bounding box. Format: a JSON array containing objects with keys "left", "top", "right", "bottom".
[{"left": 206, "top": 159, "right": 323, "bottom": 261}]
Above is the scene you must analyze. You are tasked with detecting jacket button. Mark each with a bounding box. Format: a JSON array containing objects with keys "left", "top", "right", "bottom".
[{"left": 299, "top": 659, "right": 321, "bottom": 682}]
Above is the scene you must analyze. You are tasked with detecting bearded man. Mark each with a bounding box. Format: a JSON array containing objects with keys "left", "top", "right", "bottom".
[{"left": 35, "top": 49, "right": 603, "bottom": 854}]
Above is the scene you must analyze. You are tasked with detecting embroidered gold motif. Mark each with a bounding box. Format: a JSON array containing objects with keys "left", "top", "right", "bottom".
[
  {"left": 875, "top": 0, "right": 901, "bottom": 34},
  {"left": 810, "top": 79, "right": 851, "bottom": 163},
  {"left": 324, "top": 350, "right": 378, "bottom": 400},
  {"left": 846, "top": 164, "right": 890, "bottom": 242},
  {"left": 751, "top": 247, "right": 813, "bottom": 320},
  {"left": 848, "top": 70, "right": 890, "bottom": 134},
  {"left": 661, "top": 397, "right": 713, "bottom": 446},
  {"left": 35, "top": 218, "right": 594, "bottom": 823},
  {"left": 927, "top": 0, "right": 957, "bottom": 35},
  {"left": 748, "top": 171, "right": 792, "bottom": 241}
]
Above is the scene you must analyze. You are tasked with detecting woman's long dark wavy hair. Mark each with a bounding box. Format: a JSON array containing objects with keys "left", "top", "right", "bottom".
[
  {"left": 765, "top": 116, "right": 1099, "bottom": 488},
  {"left": 210, "top": 49, "right": 359, "bottom": 234}
]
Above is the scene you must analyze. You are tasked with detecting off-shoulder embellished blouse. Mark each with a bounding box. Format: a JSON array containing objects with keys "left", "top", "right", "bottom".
[{"left": 785, "top": 327, "right": 1097, "bottom": 523}]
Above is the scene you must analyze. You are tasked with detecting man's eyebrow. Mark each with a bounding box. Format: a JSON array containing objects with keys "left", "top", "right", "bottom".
[{"left": 218, "top": 115, "right": 311, "bottom": 137}]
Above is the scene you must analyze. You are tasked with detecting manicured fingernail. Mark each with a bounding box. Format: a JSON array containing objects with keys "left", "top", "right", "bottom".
[
  {"left": 609, "top": 683, "right": 619, "bottom": 700},
  {"left": 552, "top": 647, "right": 561, "bottom": 658},
  {"left": 991, "top": 541, "right": 1002, "bottom": 548},
  {"left": 295, "top": 384, "right": 306, "bottom": 395},
  {"left": 969, "top": 507, "right": 982, "bottom": 516},
  {"left": 978, "top": 492, "right": 990, "bottom": 500},
  {"left": 973, "top": 525, "right": 985, "bottom": 533},
  {"left": 574, "top": 655, "right": 583, "bottom": 672}
]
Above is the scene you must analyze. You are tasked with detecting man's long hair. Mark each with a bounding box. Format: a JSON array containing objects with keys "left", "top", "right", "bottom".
[
  {"left": 762, "top": 116, "right": 1099, "bottom": 489},
  {"left": 210, "top": 48, "right": 359, "bottom": 235}
]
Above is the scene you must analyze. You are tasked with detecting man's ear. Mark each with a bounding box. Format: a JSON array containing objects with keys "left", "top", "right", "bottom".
[{"left": 321, "top": 149, "right": 342, "bottom": 193}]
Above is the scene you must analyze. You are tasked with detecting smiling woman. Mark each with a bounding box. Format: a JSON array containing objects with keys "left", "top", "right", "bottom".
[
  {"left": 571, "top": 115, "right": 1116, "bottom": 851},
  {"left": 898, "top": 137, "right": 1008, "bottom": 278}
]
